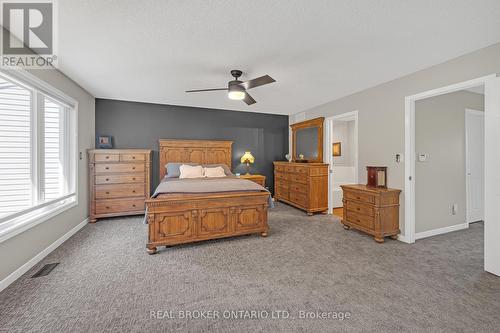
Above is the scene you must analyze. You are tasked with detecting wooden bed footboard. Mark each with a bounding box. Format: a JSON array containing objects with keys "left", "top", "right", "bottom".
[{"left": 145, "top": 192, "right": 269, "bottom": 254}]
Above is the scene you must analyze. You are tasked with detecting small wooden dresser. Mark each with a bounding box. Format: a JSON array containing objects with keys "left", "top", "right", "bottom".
[
  {"left": 88, "top": 149, "right": 152, "bottom": 223},
  {"left": 238, "top": 174, "right": 266, "bottom": 187},
  {"left": 341, "top": 184, "right": 401, "bottom": 243},
  {"left": 273, "top": 162, "right": 328, "bottom": 215}
]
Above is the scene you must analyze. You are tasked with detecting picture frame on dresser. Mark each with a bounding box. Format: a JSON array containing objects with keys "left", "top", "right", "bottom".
[{"left": 96, "top": 135, "right": 113, "bottom": 149}]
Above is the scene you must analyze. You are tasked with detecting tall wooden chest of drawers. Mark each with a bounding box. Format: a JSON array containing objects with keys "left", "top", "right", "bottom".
[
  {"left": 341, "top": 184, "right": 401, "bottom": 243},
  {"left": 273, "top": 161, "right": 328, "bottom": 215},
  {"left": 88, "top": 149, "right": 152, "bottom": 223}
]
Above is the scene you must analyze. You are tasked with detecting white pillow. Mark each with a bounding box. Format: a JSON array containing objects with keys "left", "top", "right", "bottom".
[
  {"left": 179, "top": 164, "right": 204, "bottom": 179},
  {"left": 204, "top": 166, "right": 226, "bottom": 178}
]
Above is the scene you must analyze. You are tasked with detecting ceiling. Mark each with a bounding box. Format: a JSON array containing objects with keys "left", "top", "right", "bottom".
[{"left": 58, "top": 0, "right": 500, "bottom": 115}]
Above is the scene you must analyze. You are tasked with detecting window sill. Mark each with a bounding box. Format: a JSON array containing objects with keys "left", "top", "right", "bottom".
[{"left": 0, "top": 196, "right": 77, "bottom": 243}]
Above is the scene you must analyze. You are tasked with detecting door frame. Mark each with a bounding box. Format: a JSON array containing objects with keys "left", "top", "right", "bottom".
[
  {"left": 465, "top": 108, "right": 485, "bottom": 223},
  {"left": 404, "top": 74, "right": 496, "bottom": 244},
  {"left": 324, "top": 110, "right": 358, "bottom": 214}
]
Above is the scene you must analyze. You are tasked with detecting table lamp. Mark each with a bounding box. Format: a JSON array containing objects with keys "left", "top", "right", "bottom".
[{"left": 240, "top": 151, "right": 255, "bottom": 175}]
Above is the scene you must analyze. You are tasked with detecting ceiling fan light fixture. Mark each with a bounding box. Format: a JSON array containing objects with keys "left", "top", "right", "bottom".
[
  {"left": 228, "top": 90, "right": 245, "bottom": 100},
  {"left": 228, "top": 84, "right": 245, "bottom": 100},
  {"left": 185, "top": 70, "right": 275, "bottom": 106}
]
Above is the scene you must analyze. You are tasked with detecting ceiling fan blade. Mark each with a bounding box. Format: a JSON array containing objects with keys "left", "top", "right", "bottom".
[
  {"left": 185, "top": 88, "right": 227, "bottom": 93},
  {"left": 243, "top": 92, "right": 256, "bottom": 105},
  {"left": 242, "top": 75, "right": 275, "bottom": 90}
]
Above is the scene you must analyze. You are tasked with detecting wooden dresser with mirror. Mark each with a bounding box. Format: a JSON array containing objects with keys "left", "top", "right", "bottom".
[{"left": 274, "top": 117, "right": 328, "bottom": 215}]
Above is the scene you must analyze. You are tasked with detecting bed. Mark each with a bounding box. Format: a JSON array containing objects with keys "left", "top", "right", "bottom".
[{"left": 144, "top": 139, "right": 270, "bottom": 254}]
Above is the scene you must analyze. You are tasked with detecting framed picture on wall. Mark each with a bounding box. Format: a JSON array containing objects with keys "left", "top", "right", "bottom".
[
  {"left": 332, "top": 142, "right": 341, "bottom": 156},
  {"left": 97, "top": 135, "right": 113, "bottom": 149}
]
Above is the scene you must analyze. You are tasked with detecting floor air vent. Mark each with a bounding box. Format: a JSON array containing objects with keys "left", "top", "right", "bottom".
[{"left": 31, "top": 263, "right": 59, "bottom": 278}]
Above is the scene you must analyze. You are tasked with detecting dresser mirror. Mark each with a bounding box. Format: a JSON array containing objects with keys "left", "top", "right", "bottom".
[{"left": 291, "top": 117, "right": 324, "bottom": 162}]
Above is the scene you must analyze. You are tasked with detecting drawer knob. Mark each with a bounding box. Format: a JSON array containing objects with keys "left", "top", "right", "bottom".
[
  {"left": 105, "top": 178, "right": 109, "bottom": 181},
  {"left": 106, "top": 206, "right": 110, "bottom": 209},
  {"left": 356, "top": 196, "right": 360, "bottom": 200},
  {"left": 106, "top": 191, "right": 109, "bottom": 194},
  {"left": 132, "top": 204, "right": 136, "bottom": 207},
  {"left": 132, "top": 178, "right": 136, "bottom": 180},
  {"left": 357, "top": 208, "right": 360, "bottom": 211},
  {"left": 132, "top": 156, "right": 136, "bottom": 159},
  {"left": 105, "top": 156, "right": 109, "bottom": 159},
  {"left": 132, "top": 190, "right": 136, "bottom": 193},
  {"left": 132, "top": 167, "right": 136, "bottom": 170},
  {"left": 105, "top": 167, "right": 109, "bottom": 170}
]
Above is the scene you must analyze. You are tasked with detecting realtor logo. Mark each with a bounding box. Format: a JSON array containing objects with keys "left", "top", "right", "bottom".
[{"left": 0, "top": 0, "right": 57, "bottom": 68}]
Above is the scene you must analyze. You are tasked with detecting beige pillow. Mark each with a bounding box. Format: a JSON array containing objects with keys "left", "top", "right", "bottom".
[
  {"left": 179, "top": 164, "right": 204, "bottom": 179},
  {"left": 204, "top": 166, "right": 226, "bottom": 178}
]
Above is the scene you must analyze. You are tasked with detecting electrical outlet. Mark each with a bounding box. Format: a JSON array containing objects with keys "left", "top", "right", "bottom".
[{"left": 452, "top": 203, "right": 458, "bottom": 215}]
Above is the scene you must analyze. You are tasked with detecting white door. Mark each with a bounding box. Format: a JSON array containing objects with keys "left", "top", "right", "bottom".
[
  {"left": 484, "top": 76, "right": 500, "bottom": 276},
  {"left": 465, "top": 109, "right": 484, "bottom": 223}
]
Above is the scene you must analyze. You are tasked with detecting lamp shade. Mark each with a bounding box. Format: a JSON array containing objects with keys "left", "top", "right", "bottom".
[
  {"left": 228, "top": 84, "right": 246, "bottom": 100},
  {"left": 240, "top": 151, "right": 255, "bottom": 164}
]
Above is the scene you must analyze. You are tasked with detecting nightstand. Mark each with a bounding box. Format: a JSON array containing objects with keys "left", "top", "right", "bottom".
[{"left": 239, "top": 174, "right": 266, "bottom": 187}]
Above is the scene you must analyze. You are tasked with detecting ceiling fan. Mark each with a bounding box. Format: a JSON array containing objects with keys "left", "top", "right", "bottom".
[{"left": 185, "top": 70, "right": 275, "bottom": 105}]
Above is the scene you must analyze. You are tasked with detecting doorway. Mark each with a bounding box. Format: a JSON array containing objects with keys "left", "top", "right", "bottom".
[
  {"left": 325, "top": 111, "right": 358, "bottom": 216},
  {"left": 404, "top": 74, "right": 500, "bottom": 276},
  {"left": 413, "top": 88, "right": 484, "bottom": 239}
]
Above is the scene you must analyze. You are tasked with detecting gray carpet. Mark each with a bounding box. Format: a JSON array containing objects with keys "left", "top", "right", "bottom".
[{"left": 0, "top": 203, "right": 499, "bottom": 332}]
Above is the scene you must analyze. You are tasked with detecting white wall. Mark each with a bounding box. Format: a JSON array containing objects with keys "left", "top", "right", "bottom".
[
  {"left": 0, "top": 69, "right": 95, "bottom": 282},
  {"left": 415, "top": 91, "right": 484, "bottom": 233},
  {"left": 291, "top": 42, "right": 500, "bottom": 235}
]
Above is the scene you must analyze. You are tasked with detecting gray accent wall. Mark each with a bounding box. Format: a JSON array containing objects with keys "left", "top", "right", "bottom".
[{"left": 95, "top": 99, "right": 289, "bottom": 192}]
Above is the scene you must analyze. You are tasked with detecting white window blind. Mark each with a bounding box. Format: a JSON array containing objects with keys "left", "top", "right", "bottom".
[
  {"left": 0, "top": 71, "right": 76, "bottom": 226},
  {"left": 44, "top": 97, "right": 66, "bottom": 202},
  {"left": 0, "top": 77, "right": 32, "bottom": 219}
]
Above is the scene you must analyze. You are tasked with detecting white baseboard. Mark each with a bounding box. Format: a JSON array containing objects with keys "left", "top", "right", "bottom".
[
  {"left": 0, "top": 218, "right": 88, "bottom": 293},
  {"left": 397, "top": 234, "right": 412, "bottom": 243},
  {"left": 415, "top": 223, "right": 469, "bottom": 240}
]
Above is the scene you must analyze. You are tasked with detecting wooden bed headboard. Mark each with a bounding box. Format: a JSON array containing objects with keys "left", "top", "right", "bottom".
[{"left": 159, "top": 139, "right": 233, "bottom": 179}]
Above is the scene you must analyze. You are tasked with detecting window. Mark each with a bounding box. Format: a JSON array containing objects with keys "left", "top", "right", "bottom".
[
  {"left": 0, "top": 71, "right": 77, "bottom": 228},
  {"left": 0, "top": 77, "right": 31, "bottom": 218},
  {"left": 44, "top": 97, "right": 70, "bottom": 201}
]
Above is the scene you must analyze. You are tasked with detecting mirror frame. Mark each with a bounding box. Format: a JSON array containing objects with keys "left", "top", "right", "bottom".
[{"left": 291, "top": 117, "right": 324, "bottom": 163}]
